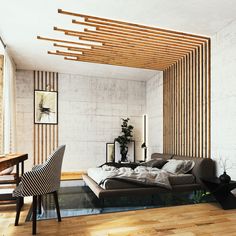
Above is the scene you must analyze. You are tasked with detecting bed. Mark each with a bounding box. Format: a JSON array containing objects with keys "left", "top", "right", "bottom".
[{"left": 82, "top": 153, "right": 216, "bottom": 200}]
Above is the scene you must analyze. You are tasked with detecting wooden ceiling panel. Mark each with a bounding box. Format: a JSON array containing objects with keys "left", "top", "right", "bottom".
[{"left": 38, "top": 9, "right": 210, "bottom": 71}]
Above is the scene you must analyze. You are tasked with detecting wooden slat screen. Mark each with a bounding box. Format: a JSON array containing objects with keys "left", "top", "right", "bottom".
[
  {"left": 33, "top": 71, "right": 59, "bottom": 165},
  {"left": 163, "top": 41, "right": 211, "bottom": 158}
]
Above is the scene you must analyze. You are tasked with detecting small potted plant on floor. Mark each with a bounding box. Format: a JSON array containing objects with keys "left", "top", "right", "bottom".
[{"left": 115, "top": 118, "right": 134, "bottom": 162}]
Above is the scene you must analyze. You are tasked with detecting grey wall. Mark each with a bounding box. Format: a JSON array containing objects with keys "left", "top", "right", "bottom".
[
  {"left": 211, "top": 18, "right": 236, "bottom": 178},
  {"left": 16, "top": 70, "right": 146, "bottom": 171},
  {"left": 146, "top": 72, "right": 163, "bottom": 159},
  {"left": 59, "top": 73, "right": 145, "bottom": 171},
  {"left": 16, "top": 70, "right": 34, "bottom": 171}
]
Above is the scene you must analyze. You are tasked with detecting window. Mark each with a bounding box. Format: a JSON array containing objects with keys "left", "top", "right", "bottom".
[{"left": 0, "top": 55, "right": 3, "bottom": 154}]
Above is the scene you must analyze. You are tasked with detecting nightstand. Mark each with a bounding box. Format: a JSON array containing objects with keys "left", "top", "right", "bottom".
[{"left": 201, "top": 177, "right": 236, "bottom": 210}]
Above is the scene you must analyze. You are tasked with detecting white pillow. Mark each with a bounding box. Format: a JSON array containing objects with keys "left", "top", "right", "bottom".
[{"left": 162, "top": 160, "right": 184, "bottom": 174}]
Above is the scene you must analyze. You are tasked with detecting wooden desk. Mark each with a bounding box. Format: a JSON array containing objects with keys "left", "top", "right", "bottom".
[{"left": 0, "top": 153, "right": 28, "bottom": 202}]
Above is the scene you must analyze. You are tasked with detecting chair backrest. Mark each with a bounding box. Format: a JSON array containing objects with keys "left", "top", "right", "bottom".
[
  {"left": 15, "top": 145, "right": 66, "bottom": 197},
  {"left": 42, "top": 145, "right": 66, "bottom": 193}
]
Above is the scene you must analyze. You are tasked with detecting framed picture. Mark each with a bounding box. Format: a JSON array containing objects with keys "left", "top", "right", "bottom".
[
  {"left": 34, "top": 90, "right": 58, "bottom": 124},
  {"left": 106, "top": 143, "right": 115, "bottom": 163},
  {"left": 114, "top": 141, "right": 135, "bottom": 163}
]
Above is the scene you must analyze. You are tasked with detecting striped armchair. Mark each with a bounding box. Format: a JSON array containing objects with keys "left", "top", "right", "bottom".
[{"left": 13, "top": 145, "right": 66, "bottom": 235}]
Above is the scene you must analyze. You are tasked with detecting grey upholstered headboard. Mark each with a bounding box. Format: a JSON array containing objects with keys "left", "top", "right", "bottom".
[
  {"left": 151, "top": 153, "right": 216, "bottom": 184},
  {"left": 151, "top": 153, "right": 174, "bottom": 160},
  {"left": 173, "top": 155, "right": 216, "bottom": 183}
]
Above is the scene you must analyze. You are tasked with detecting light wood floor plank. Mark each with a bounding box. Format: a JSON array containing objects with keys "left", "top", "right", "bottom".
[{"left": 1, "top": 199, "right": 236, "bottom": 236}]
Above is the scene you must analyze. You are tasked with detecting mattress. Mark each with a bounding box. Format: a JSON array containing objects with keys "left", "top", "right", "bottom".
[
  {"left": 87, "top": 167, "right": 196, "bottom": 190},
  {"left": 103, "top": 174, "right": 195, "bottom": 190},
  {"left": 168, "top": 174, "right": 195, "bottom": 185}
]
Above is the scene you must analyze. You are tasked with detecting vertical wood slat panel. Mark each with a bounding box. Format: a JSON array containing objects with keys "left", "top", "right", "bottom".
[
  {"left": 186, "top": 53, "right": 190, "bottom": 156},
  {"left": 163, "top": 40, "right": 211, "bottom": 158},
  {"left": 189, "top": 51, "right": 193, "bottom": 157},
  {"left": 202, "top": 45, "right": 205, "bottom": 158},
  {"left": 33, "top": 71, "right": 36, "bottom": 166},
  {"left": 208, "top": 40, "right": 211, "bottom": 158},
  {"left": 174, "top": 63, "right": 177, "bottom": 155},
  {"left": 33, "top": 70, "right": 59, "bottom": 165},
  {"left": 179, "top": 59, "right": 182, "bottom": 155},
  {"left": 177, "top": 60, "right": 180, "bottom": 155},
  {"left": 163, "top": 70, "right": 165, "bottom": 153}
]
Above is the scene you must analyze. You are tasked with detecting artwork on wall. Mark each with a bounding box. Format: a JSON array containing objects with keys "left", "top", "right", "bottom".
[
  {"left": 114, "top": 141, "right": 135, "bottom": 163},
  {"left": 34, "top": 90, "right": 58, "bottom": 124},
  {"left": 106, "top": 143, "right": 115, "bottom": 163}
]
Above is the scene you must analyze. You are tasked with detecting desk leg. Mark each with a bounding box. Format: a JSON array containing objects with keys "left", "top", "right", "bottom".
[
  {"left": 15, "top": 197, "right": 23, "bottom": 226},
  {"left": 16, "top": 164, "right": 19, "bottom": 186},
  {"left": 21, "top": 162, "right": 24, "bottom": 205},
  {"left": 21, "top": 161, "right": 24, "bottom": 176}
]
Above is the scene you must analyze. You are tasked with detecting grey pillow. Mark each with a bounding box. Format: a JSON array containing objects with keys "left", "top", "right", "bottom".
[{"left": 141, "top": 159, "right": 168, "bottom": 169}]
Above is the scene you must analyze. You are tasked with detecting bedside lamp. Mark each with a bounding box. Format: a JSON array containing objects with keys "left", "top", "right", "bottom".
[
  {"left": 141, "top": 115, "right": 147, "bottom": 162},
  {"left": 141, "top": 142, "right": 147, "bottom": 162}
]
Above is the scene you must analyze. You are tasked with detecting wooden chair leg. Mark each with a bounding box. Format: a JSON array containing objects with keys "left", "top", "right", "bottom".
[
  {"left": 53, "top": 191, "right": 61, "bottom": 222},
  {"left": 38, "top": 195, "right": 42, "bottom": 214},
  {"left": 15, "top": 197, "right": 23, "bottom": 226},
  {"left": 32, "top": 195, "right": 37, "bottom": 235}
]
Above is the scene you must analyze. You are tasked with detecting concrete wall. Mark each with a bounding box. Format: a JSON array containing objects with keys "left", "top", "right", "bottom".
[
  {"left": 146, "top": 72, "right": 163, "bottom": 159},
  {"left": 16, "top": 70, "right": 146, "bottom": 171},
  {"left": 211, "top": 19, "right": 236, "bottom": 178},
  {"left": 16, "top": 70, "right": 34, "bottom": 171}
]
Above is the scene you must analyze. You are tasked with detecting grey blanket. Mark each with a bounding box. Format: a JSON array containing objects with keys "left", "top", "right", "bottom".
[{"left": 98, "top": 165, "right": 172, "bottom": 189}]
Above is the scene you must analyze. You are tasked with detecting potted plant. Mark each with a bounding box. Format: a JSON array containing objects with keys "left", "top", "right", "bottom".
[{"left": 115, "top": 118, "right": 134, "bottom": 162}]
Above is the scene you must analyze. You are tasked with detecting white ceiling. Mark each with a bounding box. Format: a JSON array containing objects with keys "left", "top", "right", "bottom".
[{"left": 1, "top": 0, "right": 236, "bottom": 81}]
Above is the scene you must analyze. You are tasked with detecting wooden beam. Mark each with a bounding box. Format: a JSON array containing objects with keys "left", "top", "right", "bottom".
[
  {"left": 53, "top": 43, "right": 181, "bottom": 61},
  {"left": 64, "top": 57, "right": 166, "bottom": 70},
  {"left": 72, "top": 19, "right": 206, "bottom": 46},
  {"left": 58, "top": 9, "right": 209, "bottom": 41},
  {"left": 37, "top": 36, "right": 100, "bottom": 47},
  {"left": 83, "top": 28, "right": 198, "bottom": 50},
  {"left": 49, "top": 50, "right": 170, "bottom": 68},
  {"left": 54, "top": 27, "right": 195, "bottom": 52}
]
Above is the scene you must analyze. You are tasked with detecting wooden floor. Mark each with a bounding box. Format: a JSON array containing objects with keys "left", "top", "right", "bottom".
[
  {"left": 61, "top": 171, "right": 86, "bottom": 181},
  {"left": 1, "top": 199, "right": 236, "bottom": 236}
]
